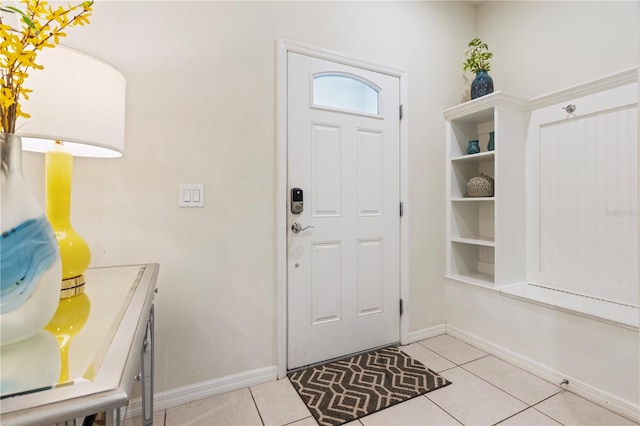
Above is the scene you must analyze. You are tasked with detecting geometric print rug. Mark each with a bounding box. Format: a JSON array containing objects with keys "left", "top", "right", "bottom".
[{"left": 289, "top": 346, "right": 451, "bottom": 426}]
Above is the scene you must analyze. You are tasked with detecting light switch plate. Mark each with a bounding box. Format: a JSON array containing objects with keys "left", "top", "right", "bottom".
[{"left": 179, "top": 184, "right": 204, "bottom": 207}]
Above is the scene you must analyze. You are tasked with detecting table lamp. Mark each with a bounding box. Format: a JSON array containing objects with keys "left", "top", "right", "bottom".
[{"left": 16, "top": 46, "right": 126, "bottom": 298}]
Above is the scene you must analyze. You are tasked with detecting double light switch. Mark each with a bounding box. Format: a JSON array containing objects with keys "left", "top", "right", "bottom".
[{"left": 179, "top": 184, "right": 204, "bottom": 207}]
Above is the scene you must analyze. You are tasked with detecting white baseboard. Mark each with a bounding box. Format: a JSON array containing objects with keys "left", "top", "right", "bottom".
[
  {"left": 406, "top": 324, "right": 447, "bottom": 344},
  {"left": 126, "top": 365, "right": 278, "bottom": 419},
  {"left": 445, "top": 325, "right": 640, "bottom": 423}
]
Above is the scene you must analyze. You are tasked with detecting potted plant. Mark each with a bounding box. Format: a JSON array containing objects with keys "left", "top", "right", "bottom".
[{"left": 463, "top": 37, "right": 494, "bottom": 99}]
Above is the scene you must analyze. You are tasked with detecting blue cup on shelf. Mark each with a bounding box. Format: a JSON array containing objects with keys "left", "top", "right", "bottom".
[
  {"left": 466, "top": 140, "right": 480, "bottom": 155},
  {"left": 487, "top": 131, "right": 495, "bottom": 151}
]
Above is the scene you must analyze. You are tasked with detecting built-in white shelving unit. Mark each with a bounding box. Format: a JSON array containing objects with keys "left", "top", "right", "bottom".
[{"left": 444, "top": 92, "right": 529, "bottom": 288}]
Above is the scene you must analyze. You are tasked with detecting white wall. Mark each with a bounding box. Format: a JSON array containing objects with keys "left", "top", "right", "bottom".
[
  {"left": 476, "top": 1, "right": 639, "bottom": 99},
  {"left": 21, "top": 1, "right": 475, "bottom": 393}
]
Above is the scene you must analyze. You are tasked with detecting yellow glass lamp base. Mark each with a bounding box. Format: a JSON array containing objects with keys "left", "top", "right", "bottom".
[
  {"left": 46, "top": 142, "right": 91, "bottom": 297},
  {"left": 44, "top": 292, "right": 91, "bottom": 384}
]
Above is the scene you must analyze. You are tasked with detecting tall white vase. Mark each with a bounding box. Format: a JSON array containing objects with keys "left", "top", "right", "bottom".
[{"left": 1, "top": 133, "right": 61, "bottom": 346}]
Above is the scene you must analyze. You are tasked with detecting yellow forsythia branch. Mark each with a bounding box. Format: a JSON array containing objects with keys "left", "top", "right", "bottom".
[{"left": 0, "top": 0, "right": 93, "bottom": 133}]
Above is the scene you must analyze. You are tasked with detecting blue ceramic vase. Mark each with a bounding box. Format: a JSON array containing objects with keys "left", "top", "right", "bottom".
[
  {"left": 0, "top": 133, "right": 61, "bottom": 346},
  {"left": 466, "top": 140, "right": 480, "bottom": 155},
  {"left": 487, "top": 131, "right": 495, "bottom": 151},
  {"left": 471, "top": 70, "right": 494, "bottom": 100}
]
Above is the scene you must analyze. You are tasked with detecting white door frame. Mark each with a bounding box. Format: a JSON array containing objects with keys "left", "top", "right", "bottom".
[{"left": 276, "top": 39, "right": 410, "bottom": 378}]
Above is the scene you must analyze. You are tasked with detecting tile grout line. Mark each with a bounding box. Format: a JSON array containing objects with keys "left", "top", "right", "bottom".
[
  {"left": 414, "top": 338, "right": 491, "bottom": 368},
  {"left": 247, "top": 386, "right": 266, "bottom": 426},
  {"left": 424, "top": 362, "right": 537, "bottom": 426},
  {"left": 286, "top": 376, "right": 323, "bottom": 425},
  {"left": 414, "top": 338, "right": 494, "bottom": 425},
  {"left": 530, "top": 405, "right": 567, "bottom": 426},
  {"left": 454, "top": 356, "right": 568, "bottom": 425},
  {"left": 281, "top": 416, "right": 315, "bottom": 426},
  {"left": 422, "top": 393, "right": 466, "bottom": 425},
  {"left": 416, "top": 337, "right": 570, "bottom": 423},
  {"left": 458, "top": 360, "right": 562, "bottom": 407},
  {"left": 416, "top": 337, "right": 567, "bottom": 426},
  {"left": 253, "top": 378, "right": 319, "bottom": 426},
  {"left": 489, "top": 406, "right": 531, "bottom": 426}
]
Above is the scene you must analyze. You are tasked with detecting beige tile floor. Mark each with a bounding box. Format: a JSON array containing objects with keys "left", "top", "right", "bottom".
[{"left": 127, "top": 334, "right": 638, "bottom": 426}]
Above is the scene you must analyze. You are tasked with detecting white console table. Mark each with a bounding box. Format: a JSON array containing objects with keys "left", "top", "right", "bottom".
[{"left": 0, "top": 263, "right": 159, "bottom": 426}]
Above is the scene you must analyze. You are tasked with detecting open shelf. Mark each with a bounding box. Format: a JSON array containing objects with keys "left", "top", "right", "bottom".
[
  {"left": 445, "top": 92, "right": 527, "bottom": 288},
  {"left": 450, "top": 199, "right": 494, "bottom": 242},
  {"left": 451, "top": 236, "right": 495, "bottom": 247},
  {"left": 451, "top": 197, "right": 495, "bottom": 202},
  {"left": 450, "top": 241, "right": 495, "bottom": 285},
  {"left": 446, "top": 273, "right": 495, "bottom": 288},
  {"left": 451, "top": 151, "right": 495, "bottom": 163}
]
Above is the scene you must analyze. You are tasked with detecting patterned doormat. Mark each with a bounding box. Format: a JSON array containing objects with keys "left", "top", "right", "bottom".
[{"left": 289, "top": 346, "right": 451, "bottom": 426}]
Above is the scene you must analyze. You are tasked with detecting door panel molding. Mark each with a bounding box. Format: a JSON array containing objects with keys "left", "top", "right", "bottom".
[
  {"left": 276, "top": 39, "right": 409, "bottom": 378},
  {"left": 356, "top": 238, "right": 384, "bottom": 316},
  {"left": 311, "top": 241, "right": 343, "bottom": 325},
  {"left": 311, "top": 122, "right": 342, "bottom": 217}
]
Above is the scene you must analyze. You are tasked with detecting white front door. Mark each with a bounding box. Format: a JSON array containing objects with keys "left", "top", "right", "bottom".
[{"left": 287, "top": 52, "right": 401, "bottom": 369}]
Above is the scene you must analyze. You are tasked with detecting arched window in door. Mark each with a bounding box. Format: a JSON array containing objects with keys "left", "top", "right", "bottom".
[{"left": 312, "top": 73, "right": 380, "bottom": 115}]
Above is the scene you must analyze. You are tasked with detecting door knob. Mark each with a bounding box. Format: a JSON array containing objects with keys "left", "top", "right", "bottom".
[{"left": 291, "top": 222, "right": 315, "bottom": 234}]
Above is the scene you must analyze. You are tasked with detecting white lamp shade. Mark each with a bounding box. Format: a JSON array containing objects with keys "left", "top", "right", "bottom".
[{"left": 16, "top": 46, "right": 126, "bottom": 158}]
